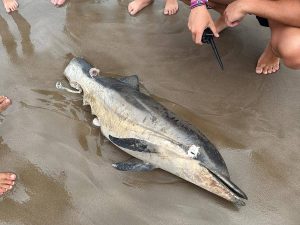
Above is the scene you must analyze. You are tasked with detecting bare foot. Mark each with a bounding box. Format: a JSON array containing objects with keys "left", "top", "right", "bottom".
[
  {"left": 164, "top": 0, "right": 178, "bottom": 16},
  {"left": 0, "top": 96, "right": 11, "bottom": 113},
  {"left": 2, "top": 0, "right": 18, "bottom": 13},
  {"left": 51, "top": 0, "right": 66, "bottom": 6},
  {"left": 0, "top": 173, "right": 16, "bottom": 195},
  {"left": 256, "top": 43, "right": 280, "bottom": 75},
  {"left": 128, "top": 0, "right": 153, "bottom": 16}
]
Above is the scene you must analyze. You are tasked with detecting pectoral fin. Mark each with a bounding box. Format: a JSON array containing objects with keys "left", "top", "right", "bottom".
[
  {"left": 109, "top": 135, "right": 156, "bottom": 153},
  {"left": 112, "top": 158, "right": 156, "bottom": 172}
]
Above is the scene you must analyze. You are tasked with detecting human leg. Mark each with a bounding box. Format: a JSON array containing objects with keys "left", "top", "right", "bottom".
[
  {"left": 256, "top": 20, "right": 300, "bottom": 74},
  {"left": 206, "top": 0, "right": 235, "bottom": 32},
  {"left": 164, "top": 0, "right": 179, "bottom": 15},
  {"left": 128, "top": 0, "right": 153, "bottom": 16},
  {"left": 0, "top": 98, "right": 16, "bottom": 195},
  {"left": 1, "top": 0, "right": 18, "bottom": 13}
]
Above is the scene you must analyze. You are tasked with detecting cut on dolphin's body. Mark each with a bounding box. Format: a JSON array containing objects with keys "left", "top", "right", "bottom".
[{"left": 61, "top": 57, "right": 248, "bottom": 205}]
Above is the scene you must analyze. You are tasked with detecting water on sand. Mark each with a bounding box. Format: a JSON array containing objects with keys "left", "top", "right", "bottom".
[{"left": 0, "top": 1, "right": 299, "bottom": 225}]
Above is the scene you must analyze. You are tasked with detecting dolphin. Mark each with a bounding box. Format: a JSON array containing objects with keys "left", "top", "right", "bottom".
[{"left": 58, "top": 57, "right": 248, "bottom": 205}]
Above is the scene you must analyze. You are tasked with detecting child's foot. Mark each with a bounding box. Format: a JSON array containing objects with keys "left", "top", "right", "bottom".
[
  {"left": 163, "top": 0, "right": 178, "bottom": 16},
  {"left": 0, "top": 96, "right": 11, "bottom": 112},
  {"left": 256, "top": 42, "right": 280, "bottom": 75},
  {"left": 51, "top": 0, "right": 66, "bottom": 6},
  {"left": 2, "top": 0, "right": 18, "bottom": 13},
  {"left": 128, "top": 0, "right": 153, "bottom": 16},
  {"left": 0, "top": 173, "right": 16, "bottom": 195}
]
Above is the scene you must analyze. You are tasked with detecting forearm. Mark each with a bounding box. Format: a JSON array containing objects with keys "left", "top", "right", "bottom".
[{"left": 243, "top": 0, "right": 300, "bottom": 27}]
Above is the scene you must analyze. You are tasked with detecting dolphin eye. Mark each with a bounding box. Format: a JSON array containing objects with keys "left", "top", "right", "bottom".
[{"left": 188, "top": 145, "right": 200, "bottom": 159}]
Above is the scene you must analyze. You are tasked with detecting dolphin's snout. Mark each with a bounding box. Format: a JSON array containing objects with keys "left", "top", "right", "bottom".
[{"left": 210, "top": 170, "right": 248, "bottom": 200}]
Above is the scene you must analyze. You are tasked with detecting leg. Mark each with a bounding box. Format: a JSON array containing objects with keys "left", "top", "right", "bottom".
[
  {"left": 256, "top": 20, "right": 300, "bottom": 74},
  {"left": 0, "top": 99, "right": 15, "bottom": 195},
  {"left": 0, "top": 96, "right": 11, "bottom": 113},
  {"left": 128, "top": 0, "right": 153, "bottom": 16},
  {"left": 51, "top": 0, "right": 66, "bottom": 6},
  {"left": 164, "top": 0, "right": 179, "bottom": 16},
  {"left": 270, "top": 21, "right": 300, "bottom": 70},
  {"left": 206, "top": 0, "right": 235, "bottom": 32},
  {"left": 1, "top": 0, "right": 18, "bottom": 13},
  {"left": 0, "top": 173, "right": 16, "bottom": 195}
]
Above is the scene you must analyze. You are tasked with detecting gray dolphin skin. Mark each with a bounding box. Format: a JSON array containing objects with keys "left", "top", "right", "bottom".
[{"left": 62, "top": 57, "right": 248, "bottom": 205}]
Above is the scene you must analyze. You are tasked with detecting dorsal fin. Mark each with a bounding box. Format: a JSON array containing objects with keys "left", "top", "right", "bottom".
[{"left": 116, "top": 75, "right": 139, "bottom": 90}]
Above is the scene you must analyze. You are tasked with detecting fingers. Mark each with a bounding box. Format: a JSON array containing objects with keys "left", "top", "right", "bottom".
[
  {"left": 195, "top": 30, "right": 204, "bottom": 45},
  {"left": 209, "top": 22, "right": 219, "bottom": 38},
  {"left": 226, "top": 19, "right": 240, "bottom": 27}
]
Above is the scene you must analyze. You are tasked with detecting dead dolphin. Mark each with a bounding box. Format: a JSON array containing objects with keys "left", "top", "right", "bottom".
[{"left": 58, "top": 57, "right": 248, "bottom": 205}]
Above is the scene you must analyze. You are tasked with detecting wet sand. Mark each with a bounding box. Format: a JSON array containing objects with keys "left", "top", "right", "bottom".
[{"left": 0, "top": 0, "right": 299, "bottom": 224}]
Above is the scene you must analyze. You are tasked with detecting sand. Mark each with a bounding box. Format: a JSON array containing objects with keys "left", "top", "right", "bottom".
[{"left": 0, "top": 0, "right": 299, "bottom": 224}]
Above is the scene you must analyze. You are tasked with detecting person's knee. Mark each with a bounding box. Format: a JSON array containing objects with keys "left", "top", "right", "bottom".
[
  {"left": 281, "top": 45, "right": 300, "bottom": 69},
  {"left": 272, "top": 34, "right": 300, "bottom": 69}
]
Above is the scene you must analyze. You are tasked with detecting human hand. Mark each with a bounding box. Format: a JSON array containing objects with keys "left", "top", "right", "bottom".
[
  {"left": 224, "top": 0, "right": 249, "bottom": 27},
  {"left": 188, "top": 5, "right": 219, "bottom": 45}
]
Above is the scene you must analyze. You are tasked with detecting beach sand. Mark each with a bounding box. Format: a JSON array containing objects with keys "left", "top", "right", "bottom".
[{"left": 0, "top": 0, "right": 299, "bottom": 224}]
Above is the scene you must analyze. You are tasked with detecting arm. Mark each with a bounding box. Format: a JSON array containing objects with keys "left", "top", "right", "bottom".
[
  {"left": 188, "top": 4, "right": 219, "bottom": 45},
  {"left": 225, "top": 0, "right": 300, "bottom": 28}
]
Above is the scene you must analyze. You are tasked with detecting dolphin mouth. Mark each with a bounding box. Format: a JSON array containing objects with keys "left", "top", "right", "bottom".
[
  {"left": 209, "top": 170, "right": 248, "bottom": 200},
  {"left": 56, "top": 81, "right": 83, "bottom": 94}
]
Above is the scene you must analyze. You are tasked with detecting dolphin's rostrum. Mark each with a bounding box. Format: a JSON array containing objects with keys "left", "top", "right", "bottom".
[{"left": 62, "top": 57, "right": 248, "bottom": 205}]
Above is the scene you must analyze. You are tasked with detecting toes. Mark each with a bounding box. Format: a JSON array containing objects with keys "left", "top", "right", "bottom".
[
  {"left": 5, "top": 1, "right": 18, "bottom": 12},
  {"left": 0, "top": 96, "right": 5, "bottom": 103},
  {"left": 256, "top": 66, "right": 263, "bottom": 74},
  {"left": 263, "top": 67, "right": 269, "bottom": 75},
  {"left": 0, "top": 188, "right": 6, "bottom": 195},
  {"left": 0, "top": 179, "right": 13, "bottom": 186},
  {"left": 0, "top": 184, "right": 13, "bottom": 190},
  {"left": 58, "top": 0, "right": 66, "bottom": 6},
  {"left": 129, "top": 8, "right": 138, "bottom": 16},
  {"left": 0, "top": 98, "right": 12, "bottom": 112},
  {"left": 128, "top": 2, "right": 138, "bottom": 15},
  {"left": 128, "top": 4, "right": 134, "bottom": 14},
  {"left": 0, "top": 180, "right": 14, "bottom": 186},
  {"left": 5, "top": 6, "right": 11, "bottom": 13},
  {"left": 267, "top": 67, "right": 273, "bottom": 74},
  {"left": 0, "top": 173, "right": 16, "bottom": 181}
]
